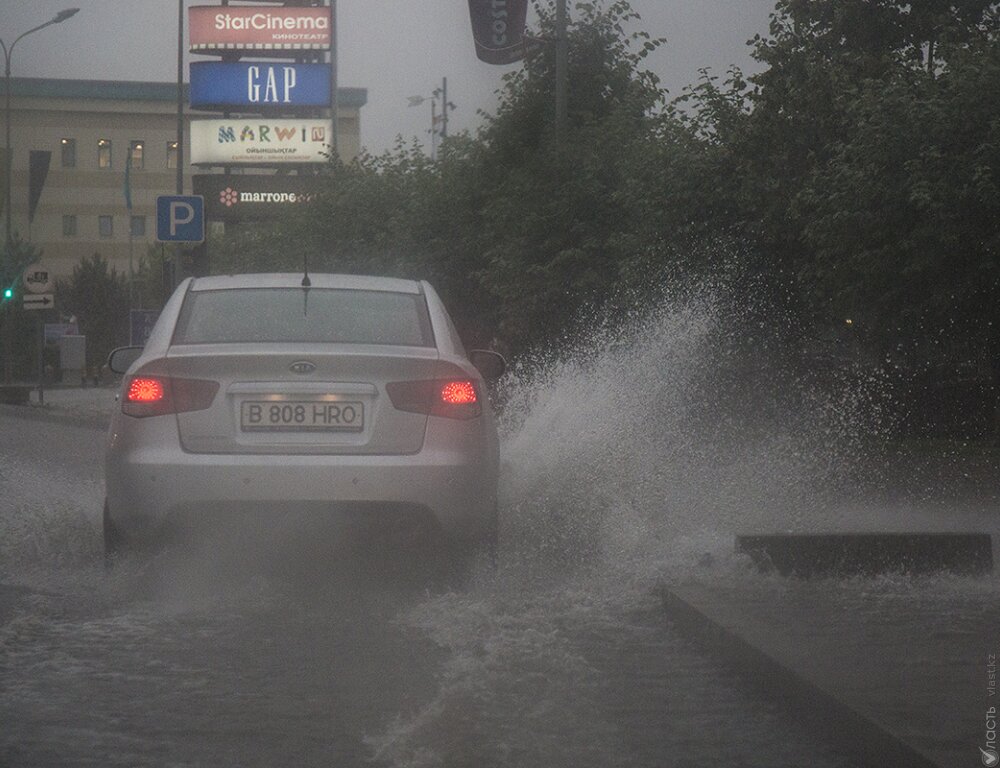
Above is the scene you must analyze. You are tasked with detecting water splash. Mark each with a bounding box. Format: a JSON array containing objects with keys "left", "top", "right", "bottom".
[
  {"left": 367, "top": 272, "right": 884, "bottom": 767},
  {"left": 496, "top": 271, "right": 883, "bottom": 583}
]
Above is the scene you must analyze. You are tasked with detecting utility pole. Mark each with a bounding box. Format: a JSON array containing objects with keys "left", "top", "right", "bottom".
[
  {"left": 1, "top": 8, "right": 79, "bottom": 385},
  {"left": 555, "top": 0, "right": 568, "bottom": 144},
  {"left": 330, "top": 0, "right": 339, "bottom": 158},
  {"left": 440, "top": 77, "right": 449, "bottom": 138},
  {"left": 172, "top": 0, "right": 184, "bottom": 293}
]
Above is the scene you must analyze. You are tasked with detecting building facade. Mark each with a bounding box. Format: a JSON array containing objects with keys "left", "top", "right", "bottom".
[{"left": 4, "top": 77, "right": 367, "bottom": 280}]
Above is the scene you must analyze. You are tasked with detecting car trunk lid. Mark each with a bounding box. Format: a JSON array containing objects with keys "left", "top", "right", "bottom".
[{"left": 168, "top": 343, "right": 439, "bottom": 455}]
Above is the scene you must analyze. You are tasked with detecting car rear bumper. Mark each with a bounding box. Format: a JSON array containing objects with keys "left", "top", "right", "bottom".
[{"left": 105, "top": 416, "right": 497, "bottom": 546}]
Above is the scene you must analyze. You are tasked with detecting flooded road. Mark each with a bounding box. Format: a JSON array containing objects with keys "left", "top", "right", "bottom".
[
  {"left": 0, "top": 411, "right": 860, "bottom": 768},
  {"left": 3, "top": 288, "right": 992, "bottom": 767}
]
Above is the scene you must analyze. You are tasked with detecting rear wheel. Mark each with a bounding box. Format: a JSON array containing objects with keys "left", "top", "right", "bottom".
[{"left": 102, "top": 499, "right": 130, "bottom": 566}]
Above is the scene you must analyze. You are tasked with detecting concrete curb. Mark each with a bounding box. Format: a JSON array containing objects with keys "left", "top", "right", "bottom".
[
  {"left": 658, "top": 584, "right": 942, "bottom": 768},
  {"left": 736, "top": 532, "right": 994, "bottom": 577},
  {"left": 0, "top": 402, "right": 111, "bottom": 431}
]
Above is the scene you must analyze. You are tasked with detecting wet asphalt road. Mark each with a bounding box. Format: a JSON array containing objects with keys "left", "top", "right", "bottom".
[{"left": 0, "top": 407, "right": 860, "bottom": 768}]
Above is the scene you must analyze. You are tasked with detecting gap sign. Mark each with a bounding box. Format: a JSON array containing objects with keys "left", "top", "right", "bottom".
[{"left": 190, "top": 62, "right": 331, "bottom": 109}]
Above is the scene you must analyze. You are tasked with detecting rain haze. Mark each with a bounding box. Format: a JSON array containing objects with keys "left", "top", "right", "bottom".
[
  {"left": 4, "top": 2, "right": 1000, "bottom": 767},
  {"left": 6, "top": 0, "right": 774, "bottom": 154}
]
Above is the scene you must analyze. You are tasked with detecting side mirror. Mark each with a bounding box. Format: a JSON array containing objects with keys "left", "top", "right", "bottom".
[
  {"left": 470, "top": 349, "right": 506, "bottom": 381},
  {"left": 107, "top": 346, "right": 144, "bottom": 375}
]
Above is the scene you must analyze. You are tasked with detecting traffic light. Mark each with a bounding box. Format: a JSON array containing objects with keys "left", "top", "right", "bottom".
[{"left": 2, "top": 286, "right": 12, "bottom": 302}]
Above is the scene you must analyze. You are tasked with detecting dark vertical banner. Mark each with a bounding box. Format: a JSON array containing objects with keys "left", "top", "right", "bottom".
[
  {"left": 28, "top": 151, "right": 51, "bottom": 224},
  {"left": 467, "top": 0, "right": 530, "bottom": 65},
  {"left": 0, "top": 148, "right": 9, "bottom": 217}
]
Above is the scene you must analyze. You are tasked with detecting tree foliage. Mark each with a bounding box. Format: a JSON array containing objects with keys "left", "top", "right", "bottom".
[
  {"left": 205, "top": 0, "right": 1000, "bottom": 399},
  {"left": 56, "top": 253, "right": 129, "bottom": 370},
  {"left": 264, "top": 0, "right": 679, "bottom": 355}
]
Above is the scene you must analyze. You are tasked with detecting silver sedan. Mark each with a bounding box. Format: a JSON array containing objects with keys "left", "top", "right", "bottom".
[{"left": 104, "top": 273, "right": 504, "bottom": 564}]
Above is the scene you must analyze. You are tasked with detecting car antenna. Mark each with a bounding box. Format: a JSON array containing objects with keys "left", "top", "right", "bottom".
[{"left": 301, "top": 255, "right": 311, "bottom": 315}]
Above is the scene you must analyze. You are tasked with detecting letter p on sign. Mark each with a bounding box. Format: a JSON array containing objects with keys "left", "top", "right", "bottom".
[{"left": 156, "top": 195, "right": 205, "bottom": 243}]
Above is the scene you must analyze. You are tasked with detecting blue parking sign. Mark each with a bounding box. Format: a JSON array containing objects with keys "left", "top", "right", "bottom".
[{"left": 156, "top": 195, "right": 205, "bottom": 243}]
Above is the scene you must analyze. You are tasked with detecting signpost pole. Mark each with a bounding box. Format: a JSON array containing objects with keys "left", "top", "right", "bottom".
[
  {"left": 175, "top": 0, "right": 185, "bottom": 291},
  {"left": 35, "top": 312, "right": 43, "bottom": 404},
  {"left": 330, "top": 0, "right": 338, "bottom": 158}
]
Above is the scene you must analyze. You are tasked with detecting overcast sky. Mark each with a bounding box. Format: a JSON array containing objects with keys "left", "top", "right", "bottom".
[{"left": 6, "top": 1, "right": 775, "bottom": 154}]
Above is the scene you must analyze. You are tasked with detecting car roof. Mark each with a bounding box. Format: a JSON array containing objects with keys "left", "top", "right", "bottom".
[{"left": 188, "top": 273, "right": 423, "bottom": 295}]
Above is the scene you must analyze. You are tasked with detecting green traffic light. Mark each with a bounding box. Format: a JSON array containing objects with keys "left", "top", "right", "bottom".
[{"left": 2, "top": 288, "right": 11, "bottom": 300}]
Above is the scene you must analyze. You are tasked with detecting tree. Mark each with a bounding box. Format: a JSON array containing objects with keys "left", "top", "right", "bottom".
[
  {"left": 56, "top": 253, "right": 129, "bottom": 374},
  {"left": 270, "top": 1, "right": 675, "bottom": 356},
  {"left": 0, "top": 235, "right": 44, "bottom": 380}
]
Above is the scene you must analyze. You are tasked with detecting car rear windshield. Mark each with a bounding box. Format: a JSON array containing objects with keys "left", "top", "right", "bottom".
[{"left": 172, "top": 287, "right": 435, "bottom": 347}]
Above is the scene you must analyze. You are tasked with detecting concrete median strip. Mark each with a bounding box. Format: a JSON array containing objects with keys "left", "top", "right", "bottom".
[
  {"left": 736, "top": 532, "right": 994, "bottom": 577},
  {"left": 659, "top": 581, "right": 950, "bottom": 768}
]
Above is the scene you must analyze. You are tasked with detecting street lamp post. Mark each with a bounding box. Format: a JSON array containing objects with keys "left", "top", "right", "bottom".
[
  {"left": 407, "top": 79, "right": 456, "bottom": 161},
  {"left": 1, "top": 8, "right": 79, "bottom": 384}
]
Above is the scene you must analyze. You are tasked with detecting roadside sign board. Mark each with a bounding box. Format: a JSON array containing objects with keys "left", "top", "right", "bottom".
[
  {"left": 44, "top": 322, "right": 79, "bottom": 343},
  {"left": 58, "top": 335, "right": 86, "bottom": 371},
  {"left": 189, "top": 6, "right": 332, "bottom": 52},
  {"left": 156, "top": 195, "right": 205, "bottom": 243},
  {"left": 190, "top": 119, "right": 331, "bottom": 165},
  {"left": 23, "top": 293, "right": 54, "bottom": 311},
  {"left": 190, "top": 62, "right": 331, "bottom": 109},
  {"left": 22, "top": 262, "right": 54, "bottom": 294},
  {"left": 129, "top": 309, "right": 160, "bottom": 346},
  {"left": 193, "top": 173, "right": 322, "bottom": 222}
]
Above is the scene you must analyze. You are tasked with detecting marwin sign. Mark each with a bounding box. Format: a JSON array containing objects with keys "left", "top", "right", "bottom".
[{"left": 190, "top": 120, "right": 331, "bottom": 166}]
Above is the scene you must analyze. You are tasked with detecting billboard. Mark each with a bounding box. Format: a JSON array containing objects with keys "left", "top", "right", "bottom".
[
  {"left": 190, "top": 120, "right": 332, "bottom": 165},
  {"left": 467, "top": 0, "right": 530, "bottom": 65},
  {"left": 189, "top": 6, "right": 332, "bottom": 52},
  {"left": 190, "top": 62, "right": 331, "bottom": 109},
  {"left": 193, "top": 174, "right": 325, "bottom": 222}
]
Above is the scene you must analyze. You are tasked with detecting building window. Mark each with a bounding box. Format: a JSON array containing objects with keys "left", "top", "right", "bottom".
[
  {"left": 99, "top": 215, "right": 113, "bottom": 238},
  {"left": 129, "top": 140, "right": 144, "bottom": 170},
  {"left": 97, "top": 139, "right": 112, "bottom": 169},
  {"left": 166, "top": 141, "right": 178, "bottom": 170},
  {"left": 62, "top": 215, "right": 77, "bottom": 236},
  {"left": 60, "top": 138, "right": 76, "bottom": 168},
  {"left": 130, "top": 216, "right": 146, "bottom": 237}
]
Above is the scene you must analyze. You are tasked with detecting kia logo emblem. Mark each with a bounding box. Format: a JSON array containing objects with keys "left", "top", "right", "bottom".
[{"left": 289, "top": 361, "right": 316, "bottom": 375}]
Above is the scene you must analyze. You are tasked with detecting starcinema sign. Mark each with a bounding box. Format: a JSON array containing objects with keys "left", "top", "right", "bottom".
[
  {"left": 189, "top": 6, "right": 332, "bottom": 52},
  {"left": 190, "top": 120, "right": 331, "bottom": 165},
  {"left": 193, "top": 174, "right": 324, "bottom": 222}
]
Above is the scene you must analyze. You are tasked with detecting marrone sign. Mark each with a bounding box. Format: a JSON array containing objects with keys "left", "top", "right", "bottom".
[
  {"left": 193, "top": 174, "right": 325, "bottom": 222},
  {"left": 189, "top": 6, "right": 332, "bottom": 52}
]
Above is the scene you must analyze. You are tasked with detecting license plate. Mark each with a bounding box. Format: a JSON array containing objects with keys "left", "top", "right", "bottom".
[{"left": 240, "top": 400, "right": 364, "bottom": 431}]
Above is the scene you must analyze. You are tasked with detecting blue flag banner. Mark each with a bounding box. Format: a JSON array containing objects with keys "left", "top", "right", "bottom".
[
  {"left": 28, "top": 150, "right": 51, "bottom": 224},
  {"left": 123, "top": 157, "right": 132, "bottom": 211}
]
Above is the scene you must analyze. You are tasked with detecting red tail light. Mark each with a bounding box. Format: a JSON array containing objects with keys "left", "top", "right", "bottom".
[
  {"left": 387, "top": 379, "right": 482, "bottom": 420},
  {"left": 122, "top": 375, "right": 219, "bottom": 418},
  {"left": 127, "top": 377, "right": 164, "bottom": 403}
]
